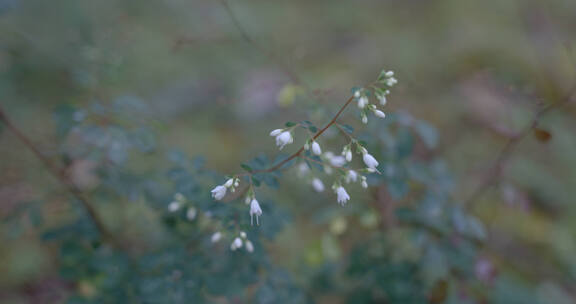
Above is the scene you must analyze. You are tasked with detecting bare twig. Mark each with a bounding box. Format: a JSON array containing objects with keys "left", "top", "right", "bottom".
[
  {"left": 464, "top": 84, "right": 576, "bottom": 207},
  {"left": 0, "top": 106, "right": 113, "bottom": 242},
  {"left": 219, "top": 0, "right": 316, "bottom": 97}
]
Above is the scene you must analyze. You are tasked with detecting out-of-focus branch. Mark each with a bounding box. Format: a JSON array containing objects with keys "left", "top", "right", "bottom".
[
  {"left": 219, "top": 0, "right": 316, "bottom": 97},
  {"left": 0, "top": 105, "right": 113, "bottom": 242},
  {"left": 464, "top": 84, "right": 576, "bottom": 207}
]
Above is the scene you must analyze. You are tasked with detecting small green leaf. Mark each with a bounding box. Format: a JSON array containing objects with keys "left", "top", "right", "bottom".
[
  {"left": 285, "top": 121, "right": 297, "bottom": 127},
  {"left": 241, "top": 164, "right": 253, "bottom": 172},
  {"left": 251, "top": 176, "right": 261, "bottom": 187},
  {"left": 309, "top": 126, "right": 318, "bottom": 133},
  {"left": 339, "top": 124, "right": 354, "bottom": 134}
]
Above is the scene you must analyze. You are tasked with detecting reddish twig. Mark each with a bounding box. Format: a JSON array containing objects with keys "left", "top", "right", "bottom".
[
  {"left": 464, "top": 84, "right": 576, "bottom": 207},
  {"left": 0, "top": 106, "right": 113, "bottom": 242}
]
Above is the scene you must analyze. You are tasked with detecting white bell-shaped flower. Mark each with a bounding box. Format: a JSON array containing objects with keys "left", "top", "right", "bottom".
[
  {"left": 335, "top": 186, "right": 350, "bottom": 206},
  {"left": 311, "top": 141, "right": 322, "bottom": 156},
  {"left": 245, "top": 240, "right": 254, "bottom": 253},
  {"left": 211, "top": 185, "right": 227, "bottom": 201},
  {"left": 312, "top": 178, "right": 325, "bottom": 192},
  {"left": 361, "top": 176, "right": 368, "bottom": 189},
  {"left": 374, "top": 109, "right": 386, "bottom": 119},
  {"left": 357, "top": 96, "right": 369, "bottom": 109},
  {"left": 250, "top": 198, "right": 263, "bottom": 225},
  {"left": 168, "top": 201, "right": 180, "bottom": 212},
  {"left": 273, "top": 131, "right": 293, "bottom": 150},
  {"left": 186, "top": 207, "right": 197, "bottom": 220},
  {"left": 362, "top": 153, "right": 379, "bottom": 170},
  {"left": 211, "top": 231, "right": 222, "bottom": 243},
  {"left": 230, "top": 237, "right": 243, "bottom": 251},
  {"left": 346, "top": 170, "right": 358, "bottom": 183}
]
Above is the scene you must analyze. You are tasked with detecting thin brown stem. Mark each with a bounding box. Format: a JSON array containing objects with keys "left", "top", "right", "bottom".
[
  {"left": 0, "top": 106, "right": 113, "bottom": 242},
  {"left": 239, "top": 95, "right": 355, "bottom": 177},
  {"left": 464, "top": 84, "right": 576, "bottom": 207},
  {"left": 219, "top": 0, "right": 317, "bottom": 99}
]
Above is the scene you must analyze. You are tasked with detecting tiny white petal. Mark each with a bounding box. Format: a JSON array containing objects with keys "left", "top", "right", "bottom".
[
  {"left": 174, "top": 193, "right": 185, "bottom": 201},
  {"left": 250, "top": 199, "right": 263, "bottom": 225},
  {"left": 270, "top": 129, "right": 283, "bottom": 136},
  {"left": 224, "top": 178, "right": 234, "bottom": 188},
  {"left": 385, "top": 71, "right": 394, "bottom": 77},
  {"left": 240, "top": 231, "right": 247, "bottom": 239},
  {"left": 374, "top": 110, "right": 386, "bottom": 119},
  {"left": 363, "top": 153, "right": 379, "bottom": 170},
  {"left": 312, "top": 178, "right": 325, "bottom": 192},
  {"left": 311, "top": 141, "right": 322, "bottom": 155},
  {"left": 357, "top": 96, "right": 369, "bottom": 109},
  {"left": 345, "top": 150, "right": 353, "bottom": 162},
  {"left": 168, "top": 201, "right": 180, "bottom": 212},
  {"left": 298, "top": 162, "right": 310, "bottom": 177},
  {"left": 378, "top": 95, "right": 387, "bottom": 106},
  {"left": 361, "top": 180, "right": 368, "bottom": 189},
  {"left": 211, "top": 185, "right": 227, "bottom": 201},
  {"left": 186, "top": 207, "right": 197, "bottom": 220},
  {"left": 329, "top": 156, "right": 346, "bottom": 167},
  {"left": 231, "top": 237, "right": 243, "bottom": 251},
  {"left": 362, "top": 115, "right": 368, "bottom": 124},
  {"left": 346, "top": 170, "right": 358, "bottom": 183},
  {"left": 245, "top": 240, "right": 254, "bottom": 253},
  {"left": 211, "top": 232, "right": 222, "bottom": 243},
  {"left": 335, "top": 186, "right": 350, "bottom": 205}
]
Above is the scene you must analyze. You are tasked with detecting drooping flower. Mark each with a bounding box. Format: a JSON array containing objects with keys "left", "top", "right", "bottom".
[
  {"left": 211, "top": 185, "right": 227, "bottom": 201},
  {"left": 325, "top": 152, "right": 346, "bottom": 167},
  {"left": 357, "top": 96, "right": 369, "bottom": 109},
  {"left": 273, "top": 131, "right": 293, "bottom": 150},
  {"left": 298, "top": 162, "right": 310, "bottom": 177},
  {"left": 312, "top": 178, "right": 325, "bottom": 192},
  {"left": 342, "top": 146, "right": 352, "bottom": 162},
  {"left": 361, "top": 114, "right": 368, "bottom": 124},
  {"left": 186, "top": 207, "right": 197, "bottom": 220},
  {"left": 311, "top": 141, "right": 322, "bottom": 155},
  {"left": 378, "top": 94, "right": 387, "bottom": 106},
  {"left": 361, "top": 176, "right": 368, "bottom": 189},
  {"left": 168, "top": 201, "right": 180, "bottom": 212},
  {"left": 224, "top": 178, "right": 234, "bottom": 188},
  {"left": 335, "top": 186, "right": 350, "bottom": 205},
  {"left": 374, "top": 109, "right": 386, "bottom": 119},
  {"left": 230, "top": 237, "right": 243, "bottom": 251},
  {"left": 362, "top": 153, "right": 379, "bottom": 170},
  {"left": 211, "top": 231, "right": 222, "bottom": 243},
  {"left": 250, "top": 198, "right": 263, "bottom": 225},
  {"left": 346, "top": 170, "right": 358, "bottom": 183},
  {"left": 240, "top": 231, "right": 247, "bottom": 239},
  {"left": 245, "top": 240, "right": 254, "bottom": 253}
]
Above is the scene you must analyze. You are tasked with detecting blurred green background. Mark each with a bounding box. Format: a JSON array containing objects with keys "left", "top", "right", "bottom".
[{"left": 1, "top": 0, "right": 576, "bottom": 303}]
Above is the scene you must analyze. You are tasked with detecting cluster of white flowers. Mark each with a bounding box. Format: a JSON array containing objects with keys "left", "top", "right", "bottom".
[
  {"left": 210, "top": 69, "right": 398, "bottom": 225},
  {"left": 167, "top": 193, "right": 197, "bottom": 221},
  {"left": 355, "top": 70, "right": 397, "bottom": 125},
  {"left": 211, "top": 177, "right": 240, "bottom": 201},
  {"left": 229, "top": 231, "right": 254, "bottom": 253}
]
